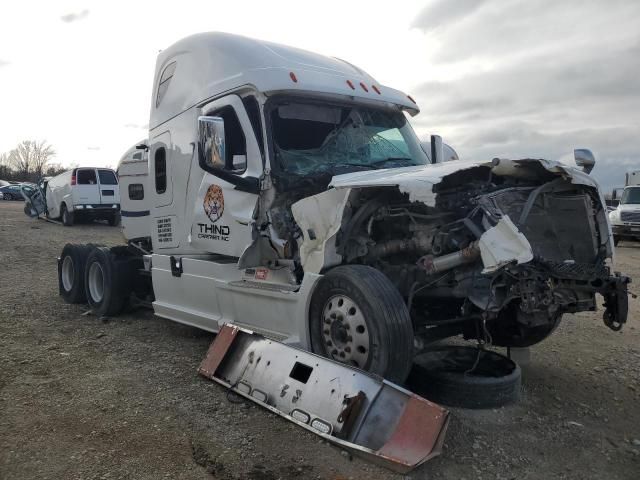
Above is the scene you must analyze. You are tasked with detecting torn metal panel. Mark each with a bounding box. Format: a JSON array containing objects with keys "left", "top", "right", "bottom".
[
  {"left": 478, "top": 215, "right": 533, "bottom": 274},
  {"left": 198, "top": 324, "right": 449, "bottom": 473},
  {"left": 291, "top": 188, "right": 351, "bottom": 274}
]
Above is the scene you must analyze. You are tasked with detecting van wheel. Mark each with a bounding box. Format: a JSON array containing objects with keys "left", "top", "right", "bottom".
[
  {"left": 108, "top": 212, "right": 121, "bottom": 226},
  {"left": 58, "top": 244, "right": 92, "bottom": 303},
  {"left": 614, "top": 236, "right": 620, "bottom": 246},
  {"left": 309, "top": 265, "right": 414, "bottom": 384},
  {"left": 61, "top": 204, "right": 74, "bottom": 226},
  {"left": 84, "top": 247, "right": 128, "bottom": 317}
]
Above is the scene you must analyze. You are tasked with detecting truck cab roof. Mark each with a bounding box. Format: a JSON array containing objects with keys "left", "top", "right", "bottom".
[{"left": 150, "top": 32, "right": 419, "bottom": 130}]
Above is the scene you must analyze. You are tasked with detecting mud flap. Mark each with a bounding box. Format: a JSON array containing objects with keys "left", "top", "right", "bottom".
[
  {"left": 603, "top": 273, "right": 631, "bottom": 331},
  {"left": 198, "top": 324, "right": 449, "bottom": 473}
]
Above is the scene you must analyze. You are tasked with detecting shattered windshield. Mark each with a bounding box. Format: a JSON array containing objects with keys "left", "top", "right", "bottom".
[
  {"left": 270, "top": 101, "right": 428, "bottom": 175},
  {"left": 621, "top": 187, "right": 640, "bottom": 205}
]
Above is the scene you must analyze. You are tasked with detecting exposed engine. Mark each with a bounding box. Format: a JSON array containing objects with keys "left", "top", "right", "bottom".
[{"left": 268, "top": 161, "right": 629, "bottom": 349}]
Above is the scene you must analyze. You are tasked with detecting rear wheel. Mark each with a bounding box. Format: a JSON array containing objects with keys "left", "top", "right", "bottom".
[
  {"left": 309, "top": 265, "right": 414, "bottom": 384},
  {"left": 614, "top": 235, "right": 620, "bottom": 246},
  {"left": 84, "top": 247, "right": 129, "bottom": 317},
  {"left": 58, "top": 244, "right": 93, "bottom": 303},
  {"left": 61, "top": 204, "right": 74, "bottom": 226},
  {"left": 4, "top": 193, "right": 13, "bottom": 200},
  {"left": 108, "top": 212, "right": 121, "bottom": 226}
]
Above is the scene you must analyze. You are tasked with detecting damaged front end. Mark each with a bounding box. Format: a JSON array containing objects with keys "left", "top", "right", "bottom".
[{"left": 291, "top": 157, "right": 629, "bottom": 349}]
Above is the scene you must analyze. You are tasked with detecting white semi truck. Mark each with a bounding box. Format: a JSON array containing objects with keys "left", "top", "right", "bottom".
[{"left": 53, "top": 32, "right": 628, "bottom": 383}]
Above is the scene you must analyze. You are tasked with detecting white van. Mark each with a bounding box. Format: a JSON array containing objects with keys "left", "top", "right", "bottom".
[{"left": 45, "top": 167, "right": 121, "bottom": 226}]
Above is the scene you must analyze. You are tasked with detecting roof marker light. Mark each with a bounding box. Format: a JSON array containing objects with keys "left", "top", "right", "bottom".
[
  {"left": 346, "top": 80, "right": 355, "bottom": 90},
  {"left": 359, "top": 82, "right": 369, "bottom": 92},
  {"left": 371, "top": 85, "right": 381, "bottom": 94},
  {"left": 289, "top": 72, "right": 298, "bottom": 83},
  {"left": 407, "top": 94, "right": 417, "bottom": 104}
]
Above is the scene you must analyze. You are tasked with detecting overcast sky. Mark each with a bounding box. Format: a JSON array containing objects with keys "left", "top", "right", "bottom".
[{"left": 0, "top": 0, "right": 638, "bottom": 191}]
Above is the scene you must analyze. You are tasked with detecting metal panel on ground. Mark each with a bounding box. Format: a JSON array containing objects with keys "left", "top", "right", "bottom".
[{"left": 198, "top": 324, "right": 449, "bottom": 473}]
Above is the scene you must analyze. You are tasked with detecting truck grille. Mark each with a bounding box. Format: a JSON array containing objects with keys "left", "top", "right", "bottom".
[{"left": 621, "top": 211, "right": 640, "bottom": 223}]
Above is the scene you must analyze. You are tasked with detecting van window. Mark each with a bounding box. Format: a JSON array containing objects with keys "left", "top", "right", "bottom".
[
  {"left": 156, "top": 61, "right": 177, "bottom": 108},
  {"left": 210, "top": 106, "right": 247, "bottom": 173},
  {"left": 155, "top": 147, "right": 167, "bottom": 194},
  {"left": 77, "top": 169, "right": 97, "bottom": 185},
  {"left": 98, "top": 170, "right": 118, "bottom": 185},
  {"left": 128, "top": 183, "right": 144, "bottom": 200}
]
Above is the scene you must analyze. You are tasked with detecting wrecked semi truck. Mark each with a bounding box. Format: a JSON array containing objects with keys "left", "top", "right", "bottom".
[{"left": 55, "top": 33, "right": 628, "bottom": 383}]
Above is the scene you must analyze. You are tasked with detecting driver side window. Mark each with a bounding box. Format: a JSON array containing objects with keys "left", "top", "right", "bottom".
[{"left": 210, "top": 106, "right": 247, "bottom": 173}]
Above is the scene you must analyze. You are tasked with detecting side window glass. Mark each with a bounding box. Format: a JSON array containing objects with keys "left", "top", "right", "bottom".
[
  {"left": 155, "top": 148, "right": 167, "bottom": 194},
  {"left": 156, "top": 61, "right": 176, "bottom": 108},
  {"left": 128, "top": 183, "right": 144, "bottom": 200}
]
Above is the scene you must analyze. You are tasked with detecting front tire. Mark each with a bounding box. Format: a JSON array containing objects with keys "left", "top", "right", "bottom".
[
  {"left": 309, "top": 265, "right": 414, "bottom": 384},
  {"left": 61, "top": 204, "right": 74, "bottom": 226}
]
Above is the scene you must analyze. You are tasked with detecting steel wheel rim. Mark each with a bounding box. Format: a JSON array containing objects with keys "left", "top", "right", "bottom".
[
  {"left": 61, "top": 256, "right": 74, "bottom": 292},
  {"left": 88, "top": 261, "right": 105, "bottom": 303},
  {"left": 321, "top": 294, "right": 370, "bottom": 368}
]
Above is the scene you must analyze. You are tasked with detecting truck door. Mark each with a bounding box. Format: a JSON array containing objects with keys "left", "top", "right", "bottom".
[
  {"left": 190, "top": 95, "right": 262, "bottom": 258},
  {"left": 73, "top": 169, "right": 100, "bottom": 206},
  {"left": 97, "top": 169, "right": 120, "bottom": 205}
]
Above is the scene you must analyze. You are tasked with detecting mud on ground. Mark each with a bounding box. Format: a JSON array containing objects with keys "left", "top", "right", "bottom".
[{"left": 1, "top": 201, "right": 639, "bottom": 479}]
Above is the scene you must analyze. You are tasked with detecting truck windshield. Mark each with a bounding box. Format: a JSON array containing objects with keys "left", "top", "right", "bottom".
[
  {"left": 621, "top": 187, "right": 640, "bottom": 205},
  {"left": 269, "top": 101, "right": 428, "bottom": 175}
]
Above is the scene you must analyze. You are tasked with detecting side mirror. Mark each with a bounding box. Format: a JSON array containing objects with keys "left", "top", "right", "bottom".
[
  {"left": 574, "top": 149, "right": 595, "bottom": 174},
  {"left": 198, "top": 116, "right": 225, "bottom": 170}
]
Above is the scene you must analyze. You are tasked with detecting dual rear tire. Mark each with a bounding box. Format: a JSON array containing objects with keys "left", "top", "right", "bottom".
[{"left": 58, "top": 244, "right": 133, "bottom": 317}]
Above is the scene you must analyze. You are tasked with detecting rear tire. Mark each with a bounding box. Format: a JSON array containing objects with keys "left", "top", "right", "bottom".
[
  {"left": 108, "top": 212, "right": 121, "bottom": 226},
  {"left": 84, "top": 247, "right": 129, "bottom": 317},
  {"left": 613, "top": 235, "right": 620, "bottom": 246},
  {"left": 309, "top": 265, "right": 414, "bottom": 384},
  {"left": 4, "top": 193, "right": 13, "bottom": 200},
  {"left": 58, "top": 244, "right": 93, "bottom": 303},
  {"left": 61, "top": 204, "right": 74, "bottom": 226}
]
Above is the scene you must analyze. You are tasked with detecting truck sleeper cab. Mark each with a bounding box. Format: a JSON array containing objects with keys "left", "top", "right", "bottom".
[{"left": 70, "top": 32, "right": 628, "bottom": 384}]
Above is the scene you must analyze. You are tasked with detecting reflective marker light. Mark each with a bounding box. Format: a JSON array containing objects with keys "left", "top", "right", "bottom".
[
  {"left": 289, "top": 71, "right": 298, "bottom": 83},
  {"left": 359, "top": 82, "right": 369, "bottom": 92},
  {"left": 346, "top": 80, "right": 355, "bottom": 90},
  {"left": 371, "top": 85, "right": 381, "bottom": 94},
  {"left": 310, "top": 418, "right": 332, "bottom": 435},
  {"left": 290, "top": 409, "right": 310, "bottom": 424}
]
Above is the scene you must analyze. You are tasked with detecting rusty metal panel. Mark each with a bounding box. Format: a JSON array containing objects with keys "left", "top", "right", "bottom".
[
  {"left": 377, "top": 395, "right": 450, "bottom": 468},
  {"left": 198, "top": 324, "right": 239, "bottom": 378},
  {"left": 198, "top": 324, "right": 449, "bottom": 473}
]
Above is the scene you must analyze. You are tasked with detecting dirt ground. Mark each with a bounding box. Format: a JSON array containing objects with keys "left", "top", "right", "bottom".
[{"left": 1, "top": 200, "right": 639, "bottom": 480}]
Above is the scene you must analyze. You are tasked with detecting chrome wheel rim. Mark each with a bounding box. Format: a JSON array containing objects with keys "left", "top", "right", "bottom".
[
  {"left": 321, "top": 294, "right": 370, "bottom": 368},
  {"left": 88, "top": 261, "right": 105, "bottom": 303},
  {"left": 61, "top": 256, "right": 74, "bottom": 292}
]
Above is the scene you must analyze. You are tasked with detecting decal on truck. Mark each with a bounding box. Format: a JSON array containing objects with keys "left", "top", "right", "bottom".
[{"left": 203, "top": 184, "right": 224, "bottom": 223}]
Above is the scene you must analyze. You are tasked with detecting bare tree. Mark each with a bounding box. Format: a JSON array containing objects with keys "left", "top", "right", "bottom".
[{"left": 8, "top": 140, "right": 56, "bottom": 180}]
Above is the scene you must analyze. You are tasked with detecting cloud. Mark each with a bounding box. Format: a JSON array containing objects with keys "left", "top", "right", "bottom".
[
  {"left": 411, "top": 0, "right": 640, "bottom": 192},
  {"left": 124, "top": 123, "right": 148, "bottom": 129},
  {"left": 412, "top": 0, "right": 487, "bottom": 33},
  {"left": 60, "top": 9, "right": 90, "bottom": 23},
  {"left": 0, "top": 59, "right": 9, "bottom": 67},
  {"left": 87, "top": 146, "right": 101, "bottom": 151}
]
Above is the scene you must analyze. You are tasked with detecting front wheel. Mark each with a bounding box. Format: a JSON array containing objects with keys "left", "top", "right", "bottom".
[
  {"left": 61, "top": 204, "right": 74, "bottom": 226},
  {"left": 309, "top": 265, "right": 414, "bottom": 384}
]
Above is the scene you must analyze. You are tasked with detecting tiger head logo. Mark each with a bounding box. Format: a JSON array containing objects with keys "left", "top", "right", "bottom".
[{"left": 203, "top": 185, "right": 224, "bottom": 223}]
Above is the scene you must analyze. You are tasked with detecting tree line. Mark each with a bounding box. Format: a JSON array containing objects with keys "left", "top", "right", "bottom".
[{"left": 0, "top": 140, "right": 69, "bottom": 183}]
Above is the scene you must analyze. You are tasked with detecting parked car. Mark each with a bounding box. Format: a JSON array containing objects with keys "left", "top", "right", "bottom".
[
  {"left": 41, "top": 167, "right": 121, "bottom": 226},
  {"left": 0, "top": 184, "right": 35, "bottom": 201}
]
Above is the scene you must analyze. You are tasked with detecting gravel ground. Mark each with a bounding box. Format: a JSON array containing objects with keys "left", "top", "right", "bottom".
[{"left": 1, "top": 200, "right": 639, "bottom": 480}]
